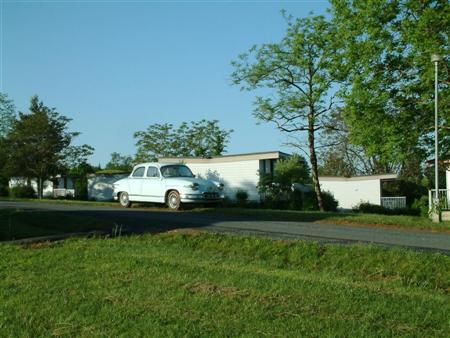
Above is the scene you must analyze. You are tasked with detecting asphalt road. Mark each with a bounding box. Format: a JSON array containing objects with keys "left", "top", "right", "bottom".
[{"left": 1, "top": 200, "right": 450, "bottom": 253}]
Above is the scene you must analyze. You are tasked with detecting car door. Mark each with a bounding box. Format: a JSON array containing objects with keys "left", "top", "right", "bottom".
[
  {"left": 141, "top": 166, "right": 165, "bottom": 202},
  {"left": 128, "top": 166, "right": 145, "bottom": 199}
]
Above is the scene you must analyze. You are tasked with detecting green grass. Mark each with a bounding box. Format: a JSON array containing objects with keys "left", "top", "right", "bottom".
[
  {"left": 0, "top": 232, "right": 449, "bottom": 337},
  {"left": 0, "top": 209, "right": 116, "bottom": 241}
]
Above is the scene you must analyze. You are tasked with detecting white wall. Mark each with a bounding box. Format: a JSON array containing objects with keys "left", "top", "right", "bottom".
[
  {"left": 320, "top": 178, "right": 382, "bottom": 209},
  {"left": 184, "top": 160, "right": 261, "bottom": 201},
  {"left": 88, "top": 174, "right": 129, "bottom": 201}
]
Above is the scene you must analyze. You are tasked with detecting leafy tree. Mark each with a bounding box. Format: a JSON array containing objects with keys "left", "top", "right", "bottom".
[
  {"left": 0, "top": 93, "right": 16, "bottom": 195},
  {"left": 134, "top": 119, "right": 233, "bottom": 162},
  {"left": 0, "top": 92, "right": 16, "bottom": 138},
  {"left": 5, "top": 96, "right": 94, "bottom": 198},
  {"left": 258, "top": 154, "right": 311, "bottom": 209},
  {"left": 330, "top": 0, "right": 450, "bottom": 177},
  {"left": 105, "top": 152, "right": 134, "bottom": 172},
  {"left": 273, "top": 154, "right": 311, "bottom": 188},
  {"left": 231, "top": 14, "right": 338, "bottom": 211}
]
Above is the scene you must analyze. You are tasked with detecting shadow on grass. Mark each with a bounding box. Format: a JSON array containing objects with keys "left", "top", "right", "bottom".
[
  {"left": 1, "top": 203, "right": 448, "bottom": 242},
  {"left": 0, "top": 205, "right": 347, "bottom": 241}
]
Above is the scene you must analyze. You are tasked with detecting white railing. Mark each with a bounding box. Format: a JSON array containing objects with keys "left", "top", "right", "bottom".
[
  {"left": 428, "top": 189, "right": 450, "bottom": 210},
  {"left": 53, "top": 188, "right": 75, "bottom": 198},
  {"left": 380, "top": 196, "right": 406, "bottom": 209}
]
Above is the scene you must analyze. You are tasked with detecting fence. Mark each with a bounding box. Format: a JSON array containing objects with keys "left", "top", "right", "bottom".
[
  {"left": 53, "top": 189, "right": 75, "bottom": 198},
  {"left": 428, "top": 189, "right": 450, "bottom": 210},
  {"left": 380, "top": 196, "right": 406, "bottom": 209}
]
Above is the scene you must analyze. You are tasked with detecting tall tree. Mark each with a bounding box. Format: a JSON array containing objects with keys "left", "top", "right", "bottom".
[
  {"left": 231, "top": 14, "right": 338, "bottom": 211},
  {"left": 0, "top": 93, "right": 16, "bottom": 138},
  {"left": 0, "top": 93, "right": 16, "bottom": 195},
  {"left": 105, "top": 152, "right": 134, "bottom": 172},
  {"left": 330, "top": 0, "right": 449, "bottom": 178},
  {"left": 5, "top": 96, "right": 93, "bottom": 198},
  {"left": 134, "top": 119, "right": 233, "bottom": 162}
]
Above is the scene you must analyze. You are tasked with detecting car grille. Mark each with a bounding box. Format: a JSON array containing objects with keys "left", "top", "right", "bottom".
[{"left": 203, "top": 192, "right": 219, "bottom": 199}]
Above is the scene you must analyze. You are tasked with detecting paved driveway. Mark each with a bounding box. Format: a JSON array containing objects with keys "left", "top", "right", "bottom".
[{"left": 1, "top": 201, "right": 450, "bottom": 253}]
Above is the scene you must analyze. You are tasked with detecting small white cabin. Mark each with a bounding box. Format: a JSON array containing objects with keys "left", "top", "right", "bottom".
[
  {"left": 160, "top": 151, "right": 290, "bottom": 201},
  {"left": 319, "top": 174, "right": 399, "bottom": 210}
]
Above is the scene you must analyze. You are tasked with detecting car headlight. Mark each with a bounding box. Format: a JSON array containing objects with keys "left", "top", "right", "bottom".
[{"left": 184, "top": 183, "right": 199, "bottom": 191}]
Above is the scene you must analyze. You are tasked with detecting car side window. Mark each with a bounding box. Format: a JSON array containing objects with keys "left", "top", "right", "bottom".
[
  {"left": 132, "top": 167, "right": 145, "bottom": 177},
  {"left": 146, "top": 166, "right": 160, "bottom": 178}
]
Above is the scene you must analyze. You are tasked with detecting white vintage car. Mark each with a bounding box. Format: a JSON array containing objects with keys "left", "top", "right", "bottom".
[{"left": 113, "top": 162, "right": 224, "bottom": 210}]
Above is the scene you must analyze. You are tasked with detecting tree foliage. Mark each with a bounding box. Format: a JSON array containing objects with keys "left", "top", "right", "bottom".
[
  {"left": 105, "top": 152, "right": 134, "bottom": 172},
  {"left": 258, "top": 155, "right": 310, "bottom": 198},
  {"left": 231, "top": 14, "right": 338, "bottom": 211},
  {"left": 330, "top": 0, "right": 450, "bottom": 176},
  {"left": 4, "top": 96, "right": 94, "bottom": 198},
  {"left": 0, "top": 93, "right": 16, "bottom": 139},
  {"left": 0, "top": 93, "right": 16, "bottom": 195},
  {"left": 134, "top": 119, "right": 233, "bottom": 162}
]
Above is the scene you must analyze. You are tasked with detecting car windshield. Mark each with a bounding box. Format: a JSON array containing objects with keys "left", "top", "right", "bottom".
[{"left": 160, "top": 165, "right": 194, "bottom": 178}]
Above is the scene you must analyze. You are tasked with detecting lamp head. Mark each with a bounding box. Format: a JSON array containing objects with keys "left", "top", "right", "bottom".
[{"left": 431, "top": 54, "right": 443, "bottom": 63}]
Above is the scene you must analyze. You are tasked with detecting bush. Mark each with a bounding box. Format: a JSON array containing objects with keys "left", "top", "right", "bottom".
[
  {"left": 301, "top": 190, "right": 338, "bottom": 212},
  {"left": 356, "top": 202, "right": 420, "bottom": 216},
  {"left": 321, "top": 191, "right": 339, "bottom": 212},
  {"left": 9, "top": 185, "right": 36, "bottom": 198},
  {"left": 235, "top": 189, "right": 249, "bottom": 205},
  {"left": 74, "top": 179, "right": 88, "bottom": 200},
  {"left": 411, "top": 196, "right": 429, "bottom": 218}
]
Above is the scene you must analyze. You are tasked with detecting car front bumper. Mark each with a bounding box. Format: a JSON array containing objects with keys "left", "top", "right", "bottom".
[{"left": 181, "top": 192, "right": 224, "bottom": 203}]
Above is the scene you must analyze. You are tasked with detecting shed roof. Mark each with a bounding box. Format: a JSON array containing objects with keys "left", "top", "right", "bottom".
[
  {"left": 319, "top": 174, "right": 398, "bottom": 182},
  {"left": 160, "top": 151, "right": 290, "bottom": 164}
]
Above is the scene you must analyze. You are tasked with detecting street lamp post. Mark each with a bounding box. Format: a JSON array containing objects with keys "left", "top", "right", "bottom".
[{"left": 431, "top": 53, "right": 442, "bottom": 222}]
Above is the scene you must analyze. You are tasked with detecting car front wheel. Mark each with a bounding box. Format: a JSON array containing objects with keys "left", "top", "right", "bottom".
[
  {"left": 119, "top": 192, "right": 131, "bottom": 208},
  {"left": 167, "top": 190, "right": 181, "bottom": 210}
]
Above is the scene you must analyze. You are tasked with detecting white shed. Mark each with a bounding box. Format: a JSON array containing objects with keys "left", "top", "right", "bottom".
[
  {"left": 160, "top": 151, "right": 290, "bottom": 201},
  {"left": 319, "top": 174, "right": 398, "bottom": 210}
]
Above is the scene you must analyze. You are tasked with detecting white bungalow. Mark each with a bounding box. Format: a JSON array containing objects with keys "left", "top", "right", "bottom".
[
  {"left": 160, "top": 151, "right": 290, "bottom": 201},
  {"left": 319, "top": 174, "right": 401, "bottom": 210}
]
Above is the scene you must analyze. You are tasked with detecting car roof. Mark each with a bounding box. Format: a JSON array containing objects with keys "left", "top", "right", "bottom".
[{"left": 132, "top": 162, "right": 186, "bottom": 169}]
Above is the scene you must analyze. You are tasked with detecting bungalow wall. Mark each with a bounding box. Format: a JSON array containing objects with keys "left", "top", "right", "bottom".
[
  {"left": 183, "top": 160, "right": 262, "bottom": 201},
  {"left": 320, "top": 177, "right": 383, "bottom": 209}
]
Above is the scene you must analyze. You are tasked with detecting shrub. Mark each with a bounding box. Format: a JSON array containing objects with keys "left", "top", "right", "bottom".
[
  {"left": 411, "top": 196, "right": 429, "bottom": 217},
  {"left": 75, "top": 179, "right": 88, "bottom": 200},
  {"left": 301, "top": 190, "right": 338, "bottom": 212},
  {"left": 321, "top": 191, "right": 339, "bottom": 212},
  {"left": 356, "top": 202, "right": 420, "bottom": 216},
  {"left": 235, "top": 189, "right": 249, "bottom": 205},
  {"left": 9, "top": 185, "right": 36, "bottom": 198}
]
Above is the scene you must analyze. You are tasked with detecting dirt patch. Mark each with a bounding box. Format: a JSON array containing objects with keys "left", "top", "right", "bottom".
[
  {"left": 317, "top": 219, "right": 450, "bottom": 234},
  {"left": 22, "top": 241, "right": 54, "bottom": 249},
  {"left": 167, "top": 228, "right": 204, "bottom": 236}
]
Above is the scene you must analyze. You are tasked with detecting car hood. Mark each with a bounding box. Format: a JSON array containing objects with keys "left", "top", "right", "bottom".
[{"left": 164, "top": 176, "right": 220, "bottom": 191}]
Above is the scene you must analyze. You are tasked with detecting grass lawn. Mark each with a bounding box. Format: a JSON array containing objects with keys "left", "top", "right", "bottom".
[{"left": 0, "top": 232, "right": 449, "bottom": 337}]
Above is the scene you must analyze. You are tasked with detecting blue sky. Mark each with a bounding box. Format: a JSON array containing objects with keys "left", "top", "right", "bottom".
[{"left": 2, "top": 0, "right": 329, "bottom": 166}]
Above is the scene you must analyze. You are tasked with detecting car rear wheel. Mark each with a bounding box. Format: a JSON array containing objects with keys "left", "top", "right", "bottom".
[
  {"left": 119, "top": 192, "right": 131, "bottom": 208},
  {"left": 167, "top": 190, "right": 181, "bottom": 210}
]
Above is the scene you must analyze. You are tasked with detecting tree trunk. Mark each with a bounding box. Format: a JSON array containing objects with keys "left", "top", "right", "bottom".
[
  {"left": 38, "top": 177, "right": 43, "bottom": 199},
  {"left": 308, "top": 121, "right": 324, "bottom": 212}
]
